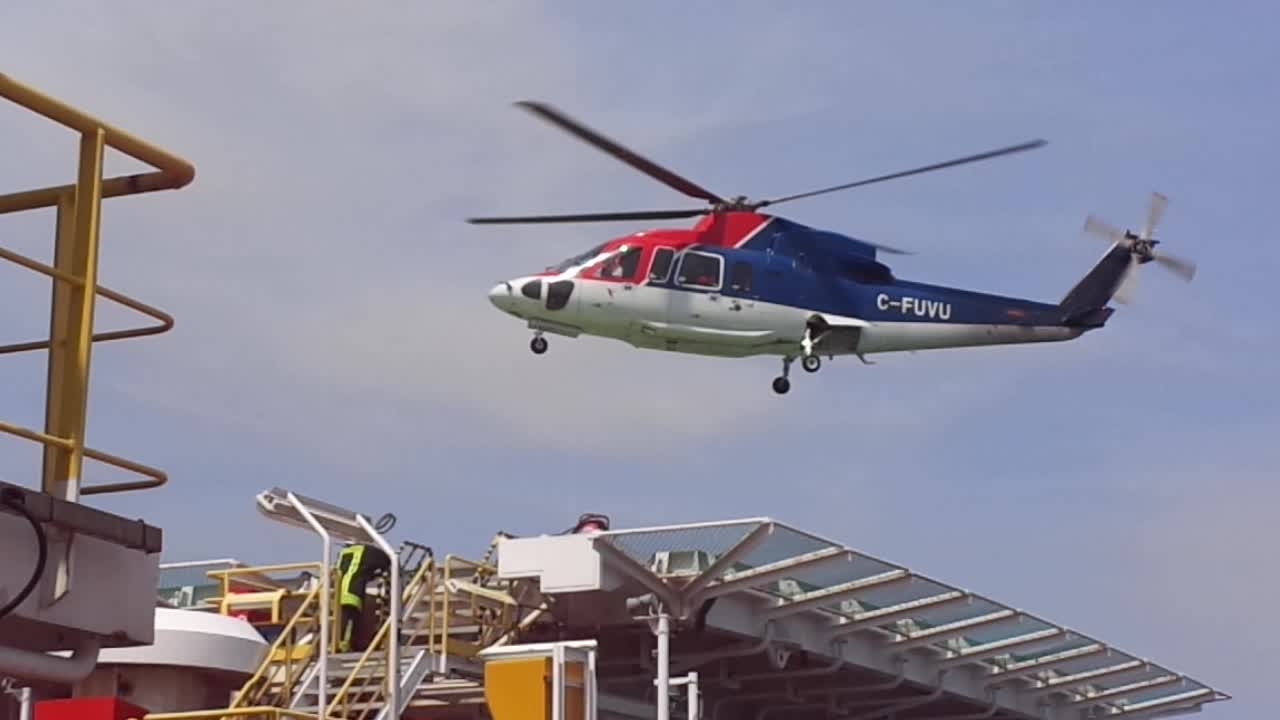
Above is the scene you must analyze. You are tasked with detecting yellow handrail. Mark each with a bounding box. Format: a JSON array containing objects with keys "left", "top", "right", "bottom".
[
  {"left": 0, "top": 73, "right": 195, "bottom": 211},
  {"left": 207, "top": 562, "right": 323, "bottom": 596},
  {"left": 439, "top": 554, "right": 503, "bottom": 661},
  {"left": 0, "top": 72, "right": 193, "bottom": 500},
  {"left": 180, "top": 548, "right": 521, "bottom": 720},
  {"left": 229, "top": 585, "right": 321, "bottom": 710}
]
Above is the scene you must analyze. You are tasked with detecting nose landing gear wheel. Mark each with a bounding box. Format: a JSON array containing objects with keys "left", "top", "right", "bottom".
[
  {"left": 801, "top": 355, "right": 821, "bottom": 373},
  {"left": 530, "top": 336, "right": 548, "bottom": 354}
]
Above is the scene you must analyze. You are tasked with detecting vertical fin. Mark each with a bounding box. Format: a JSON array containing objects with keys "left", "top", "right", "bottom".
[{"left": 1058, "top": 243, "right": 1133, "bottom": 324}]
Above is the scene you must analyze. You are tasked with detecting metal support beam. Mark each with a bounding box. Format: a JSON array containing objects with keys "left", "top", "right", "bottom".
[
  {"left": 695, "top": 547, "right": 850, "bottom": 603},
  {"left": 890, "top": 609, "right": 1017, "bottom": 651},
  {"left": 1021, "top": 659, "right": 1147, "bottom": 699},
  {"left": 1106, "top": 688, "right": 1215, "bottom": 718},
  {"left": 681, "top": 522, "right": 774, "bottom": 598},
  {"left": 761, "top": 570, "right": 910, "bottom": 621},
  {"left": 826, "top": 590, "right": 968, "bottom": 639},
  {"left": 594, "top": 539, "right": 682, "bottom": 614},
  {"left": 1067, "top": 674, "right": 1185, "bottom": 708},
  {"left": 939, "top": 628, "right": 1065, "bottom": 668},
  {"left": 983, "top": 642, "right": 1107, "bottom": 682}
]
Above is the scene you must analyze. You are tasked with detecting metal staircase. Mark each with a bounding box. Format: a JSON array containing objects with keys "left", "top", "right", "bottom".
[
  {"left": 314, "top": 553, "right": 517, "bottom": 719},
  {"left": 205, "top": 488, "right": 534, "bottom": 720}
]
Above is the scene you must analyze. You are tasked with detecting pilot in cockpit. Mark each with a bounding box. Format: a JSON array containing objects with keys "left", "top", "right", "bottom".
[{"left": 601, "top": 255, "right": 624, "bottom": 278}]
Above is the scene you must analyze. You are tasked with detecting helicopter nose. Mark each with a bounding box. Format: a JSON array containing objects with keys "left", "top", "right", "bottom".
[{"left": 488, "top": 281, "right": 515, "bottom": 310}]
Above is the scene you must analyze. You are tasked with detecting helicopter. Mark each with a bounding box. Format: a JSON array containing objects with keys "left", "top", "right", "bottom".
[{"left": 472, "top": 101, "right": 1196, "bottom": 395}]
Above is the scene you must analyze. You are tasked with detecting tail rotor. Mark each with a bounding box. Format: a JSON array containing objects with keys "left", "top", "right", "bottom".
[{"left": 1082, "top": 192, "right": 1196, "bottom": 304}]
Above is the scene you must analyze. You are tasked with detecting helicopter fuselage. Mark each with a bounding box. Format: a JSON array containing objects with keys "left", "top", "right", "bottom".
[{"left": 487, "top": 212, "right": 1104, "bottom": 366}]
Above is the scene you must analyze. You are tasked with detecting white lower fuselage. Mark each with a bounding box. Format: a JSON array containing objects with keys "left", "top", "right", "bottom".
[{"left": 490, "top": 278, "right": 1085, "bottom": 360}]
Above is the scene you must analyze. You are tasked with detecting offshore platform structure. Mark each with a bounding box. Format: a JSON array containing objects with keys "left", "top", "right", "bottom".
[
  {"left": 131, "top": 486, "right": 1230, "bottom": 720},
  {"left": 0, "top": 73, "right": 190, "bottom": 716}
]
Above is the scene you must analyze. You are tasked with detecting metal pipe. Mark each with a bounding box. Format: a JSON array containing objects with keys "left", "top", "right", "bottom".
[
  {"left": 0, "top": 72, "right": 195, "bottom": 216},
  {"left": 288, "top": 491, "right": 330, "bottom": 715},
  {"left": 840, "top": 671, "right": 946, "bottom": 720},
  {"left": 357, "top": 513, "right": 399, "bottom": 718},
  {"left": 17, "top": 686, "right": 32, "bottom": 720},
  {"left": 686, "top": 672, "right": 699, "bottom": 720},
  {"left": 0, "top": 638, "right": 100, "bottom": 685},
  {"left": 715, "top": 641, "right": 845, "bottom": 687},
  {"left": 613, "top": 621, "right": 777, "bottom": 684},
  {"left": 588, "top": 646, "right": 599, "bottom": 720},
  {"left": 656, "top": 610, "right": 671, "bottom": 720},
  {"left": 552, "top": 643, "right": 564, "bottom": 720}
]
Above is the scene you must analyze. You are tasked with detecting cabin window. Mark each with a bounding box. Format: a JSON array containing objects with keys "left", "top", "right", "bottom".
[
  {"left": 552, "top": 242, "right": 608, "bottom": 273},
  {"left": 730, "top": 261, "right": 753, "bottom": 292},
  {"left": 676, "top": 251, "right": 722, "bottom": 289},
  {"left": 649, "top": 247, "right": 675, "bottom": 283},
  {"left": 598, "top": 245, "right": 643, "bottom": 281}
]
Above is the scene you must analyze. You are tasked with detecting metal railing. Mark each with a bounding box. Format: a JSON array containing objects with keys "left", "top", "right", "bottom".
[
  {"left": 209, "top": 562, "right": 339, "bottom": 713},
  {"left": 226, "top": 583, "right": 326, "bottom": 712},
  {"left": 324, "top": 555, "right": 439, "bottom": 720},
  {"left": 205, "top": 562, "right": 322, "bottom": 622},
  {"left": 434, "top": 555, "right": 511, "bottom": 665},
  {"left": 191, "top": 544, "right": 520, "bottom": 719},
  {"left": 0, "top": 72, "right": 193, "bottom": 501}
]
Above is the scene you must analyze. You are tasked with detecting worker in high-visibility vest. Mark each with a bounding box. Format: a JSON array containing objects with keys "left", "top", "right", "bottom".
[{"left": 336, "top": 542, "right": 391, "bottom": 653}]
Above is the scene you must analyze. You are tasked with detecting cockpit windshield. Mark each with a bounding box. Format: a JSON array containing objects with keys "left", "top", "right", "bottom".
[{"left": 548, "top": 242, "right": 609, "bottom": 273}]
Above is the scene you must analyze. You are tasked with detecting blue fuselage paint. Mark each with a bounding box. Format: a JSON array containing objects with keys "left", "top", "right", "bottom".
[{"left": 645, "top": 242, "right": 1069, "bottom": 328}]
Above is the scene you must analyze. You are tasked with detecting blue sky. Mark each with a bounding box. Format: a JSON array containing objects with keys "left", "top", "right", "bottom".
[{"left": 2, "top": 3, "right": 1275, "bottom": 717}]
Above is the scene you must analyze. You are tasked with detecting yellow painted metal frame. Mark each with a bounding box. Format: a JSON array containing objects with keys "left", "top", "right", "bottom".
[
  {"left": 0, "top": 72, "right": 193, "bottom": 501},
  {"left": 205, "top": 561, "right": 324, "bottom": 623},
  {"left": 228, "top": 583, "right": 325, "bottom": 711}
]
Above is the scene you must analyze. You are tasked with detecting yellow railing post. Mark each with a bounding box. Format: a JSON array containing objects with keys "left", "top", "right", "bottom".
[
  {"left": 40, "top": 129, "right": 105, "bottom": 503},
  {"left": 0, "top": 72, "right": 194, "bottom": 499}
]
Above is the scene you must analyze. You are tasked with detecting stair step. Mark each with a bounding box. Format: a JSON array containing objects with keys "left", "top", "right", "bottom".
[
  {"left": 296, "top": 697, "right": 487, "bottom": 714},
  {"left": 294, "top": 680, "right": 487, "bottom": 714}
]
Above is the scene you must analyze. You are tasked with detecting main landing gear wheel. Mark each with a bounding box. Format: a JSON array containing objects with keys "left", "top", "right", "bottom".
[
  {"left": 801, "top": 354, "right": 821, "bottom": 373},
  {"left": 530, "top": 335, "right": 548, "bottom": 354},
  {"left": 773, "top": 356, "right": 794, "bottom": 395}
]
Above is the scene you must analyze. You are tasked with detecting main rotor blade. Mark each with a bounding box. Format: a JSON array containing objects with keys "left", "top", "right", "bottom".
[
  {"left": 757, "top": 139, "right": 1048, "bottom": 208},
  {"left": 1153, "top": 251, "right": 1197, "bottom": 282},
  {"left": 1142, "top": 191, "right": 1168, "bottom": 239},
  {"left": 467, "top": 208, "right": 707, "bottom": 225},
  {"left": 515, "top": 101, "right": 726, "bottom": 205}
]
